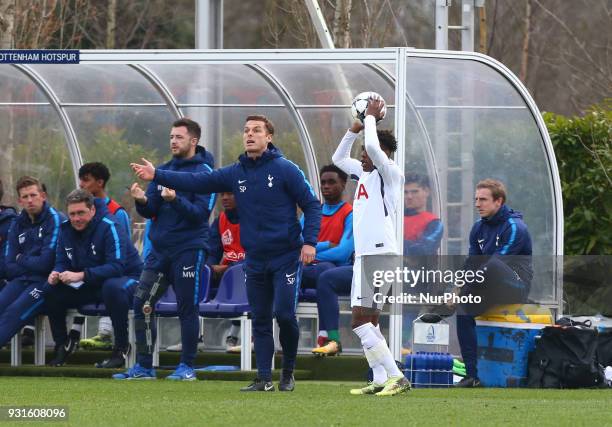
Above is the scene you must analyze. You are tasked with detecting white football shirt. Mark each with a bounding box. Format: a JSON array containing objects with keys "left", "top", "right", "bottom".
[{"left": 332, "top": 116, "right": 404, "bottom": 256}]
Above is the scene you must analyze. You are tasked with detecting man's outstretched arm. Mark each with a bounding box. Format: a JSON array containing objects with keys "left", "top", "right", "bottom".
[{"left": 132, "top": 158, "right": 232, "bottom": 194}]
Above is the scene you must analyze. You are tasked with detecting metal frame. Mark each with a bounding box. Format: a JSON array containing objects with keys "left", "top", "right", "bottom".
[
  {"left": 367, "top": 64, "right": 444, "bottom": 240},
  {"left": 389, "top": 47, "right": 409, "bottom": 358},
  {"left": 12, "top": 64, "right": 83, "bottom": 185},
  {"left": 130, "top": 64, "right": 184, "bottom": 119},
  {"left": 249, "top": 64, "right": 320, "bottom": 193},
  {"left": 403, "top": 48, "right": 563, "bottom": 259},
  {"left": 195, "top": 0, "right": 223, "bottom": 50},
  {"left": 304, "top": 0, "right": 335, "bottom": 49},
  {"left": 0, "top": 48, "right": 563, "bottom": 363}
]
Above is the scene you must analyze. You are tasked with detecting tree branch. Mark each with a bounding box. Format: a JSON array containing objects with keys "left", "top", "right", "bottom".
[{"left": 532, "top": 0, "right": 607, "bottom": 77}]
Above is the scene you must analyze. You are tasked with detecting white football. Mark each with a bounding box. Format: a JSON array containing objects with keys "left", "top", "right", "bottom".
[{"left": 350, "top": 91, "right": 386, "bottom": 123}]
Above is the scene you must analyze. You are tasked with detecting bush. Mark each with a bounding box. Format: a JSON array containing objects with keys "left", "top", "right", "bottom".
[{"left": 545, "top": 101, "right": 612, "bottom": 255}]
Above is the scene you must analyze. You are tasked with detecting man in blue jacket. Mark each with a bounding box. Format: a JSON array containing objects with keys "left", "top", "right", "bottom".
[
  {"left": 44, "top": 189, "right": 143, "bottom": 367},
  {"left": 0, "top": 176, "right": 63, "bottom": 347},
  {"left": 72, "top": 161, "right": 133, "bottom": 352},
  {"left": 455, "top": 179, "right": 533, "bottom": 387},
  {"left": 132, "top": 115, "right": 321, "bottom": 391},
  {"left": 0, "top": 178, "right": 17, "bottom": 288},
  {"left": 116, "top": 118, "right": 214, "bottom": 381}
]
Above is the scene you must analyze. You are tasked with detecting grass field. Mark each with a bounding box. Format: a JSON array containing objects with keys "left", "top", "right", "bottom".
[{"left": 0, "top": 377, "right": 610, "bottom": 426}]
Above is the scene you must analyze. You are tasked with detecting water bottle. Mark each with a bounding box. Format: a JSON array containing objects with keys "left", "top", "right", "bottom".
[
  {"left": 432, "top": 353, "right": 442, "bottom": 388},
  {"left": 444, "top": 353, "right": 453, "bottom": 386},
  {"left": 425, "top": 352, "right": 434, "bottom": 387},
  {"left": 404, "top": 353, "right": 413, "bottom": 383},
  {"left": 437, "top": 353, "right": 449, "bottom": 387},
  {"left": 414, "top": 352, "right": 426, "bottom": 388}
]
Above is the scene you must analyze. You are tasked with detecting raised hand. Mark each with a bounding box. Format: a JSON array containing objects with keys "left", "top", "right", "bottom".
[
  {"left": 130, "top": 183, "right": 147, "bottom": 203},
  {"left": 365, "top": 96, "right": 385, "bottom": 121},
  {"left": 130, "top": 158, "right": 156, "bottom": 181},
  {"left": 161, "top": 187, "right": 176, "bottom": 202}
]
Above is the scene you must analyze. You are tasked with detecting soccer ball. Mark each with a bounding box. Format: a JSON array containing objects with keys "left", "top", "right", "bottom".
[{"left": 350, "top": 91, "right": 386, "bottom": 123}]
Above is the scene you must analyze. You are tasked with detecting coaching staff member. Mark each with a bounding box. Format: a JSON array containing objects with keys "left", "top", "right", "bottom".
[{"left": 132, "top": 115, "right": 321, "bottom": 392}]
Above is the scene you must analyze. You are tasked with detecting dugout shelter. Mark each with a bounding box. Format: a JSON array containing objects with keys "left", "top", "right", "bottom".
[{"left": 0, "top": 49, "right": 563, "bottom": 358}]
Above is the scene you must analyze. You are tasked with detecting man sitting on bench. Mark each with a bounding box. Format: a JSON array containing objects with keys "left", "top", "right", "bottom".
[
  {"left": 45, "top": 189, "right": 142, "bottom": 367},
  {"left": 0, "top": 176, "right": 63, "bottom": 348}
]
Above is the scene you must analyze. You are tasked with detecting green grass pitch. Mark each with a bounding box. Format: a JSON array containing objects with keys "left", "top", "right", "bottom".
[{"left": 0, "top": 377, "right": 610, "bottom": 426}]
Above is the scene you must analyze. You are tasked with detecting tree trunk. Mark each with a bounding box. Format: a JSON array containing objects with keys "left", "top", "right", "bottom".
[
  {"left": 519, "top": 0, "right": 532, "bottom": 82},
  {"left": 106, "top": 0, "right": 116, "bottom": 48},
  {"left": 478, "top": 3, "right": 487, "bottom": 53},
  {"left": 0, "top": 0, "right": 15, "bottom": 48},
  {"left": 332, "top": 0, "right": 352, "bottom": 48}
]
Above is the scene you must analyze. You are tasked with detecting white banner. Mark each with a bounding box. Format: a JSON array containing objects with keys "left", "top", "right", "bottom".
[{"left": 413, "top": 322, "right": 450, "bottom": 345}]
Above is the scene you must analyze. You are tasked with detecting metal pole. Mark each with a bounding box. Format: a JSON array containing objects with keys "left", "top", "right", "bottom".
[
  {"left": 390, "top": 47, "right": 408, "bottom": 361},
  {"left": 304, "top": 0, "right": 335, "bottom": 48},
  {"left": 461, "top": 0, "right": 475, "bottom": 52},
  {"left": 194, "top": 0, "right": 223, "bottom": 168},
  {"left": 435, "top": 0, "right": 450, "bottom": 50},
  {"left": 195, "top": 0, "right": 223, "bottom": 49}
]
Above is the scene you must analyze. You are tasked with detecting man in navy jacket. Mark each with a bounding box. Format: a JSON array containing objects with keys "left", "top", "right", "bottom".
[
  {"left": 455, "top": 179, "right": 533, "bottom": 387},
  {"left": 0, "top": 176, "right": 63, "bottom": 347},
  {"left": 44, "top": 190, "right": 143, "bottom": 367},
  {"left": 132, "top": 114, "right": 321, "bottom": 391},
  {"left": 116, "top": 118, "right": 214, "bottom": 382},
  {"left": 71, "top": 161, "right": 133, "bottom": 352}
]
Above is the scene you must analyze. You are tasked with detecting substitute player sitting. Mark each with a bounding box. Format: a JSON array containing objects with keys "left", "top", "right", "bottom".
[{"left": 332, "top": 96, "right": 410, "bottom": 396}]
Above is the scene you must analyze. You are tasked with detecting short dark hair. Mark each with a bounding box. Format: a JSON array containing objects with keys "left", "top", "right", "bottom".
[
  {"left": 320, "top": 164, "right": 348, "bottom": 183},
  {"left": 0, "top": 178, "right": 3, "bottom": 201},
  {"left": 476, "top": 179, "right": 507, "bottom": 204},
  {"left": 79, "top": 162, "right": 110, "bottom": 187},
  {"left": 66, "top": 188, "right": 94, "bottom": 209},
  {"left": 172, "top": 118, "right": 201, "bottom": 140},
  {"left": 405, "top": 173, "right": 430, "bottom": 189},
  {"left": 16, "top": 176, "right": 44, "bottom": 194},
  {"left": 245, "top": 115, "right": 275, "bottom": 135},
  {"left": 377, "top": 130, "right": 397, "bottom": 153}
]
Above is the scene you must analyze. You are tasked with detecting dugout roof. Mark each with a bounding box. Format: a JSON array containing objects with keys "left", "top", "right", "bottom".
[{"left": 0, "top": 49, "right": 562, "bottom": 310}]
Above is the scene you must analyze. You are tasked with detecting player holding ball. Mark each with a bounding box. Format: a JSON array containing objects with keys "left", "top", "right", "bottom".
[{"left": 333, "top": 93, "right": 410, "bottom": 396}]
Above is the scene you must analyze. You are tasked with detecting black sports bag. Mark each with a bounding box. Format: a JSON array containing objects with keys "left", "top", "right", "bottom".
[
  {"left": 597, "top": 329, "right": 612, "bottom": 367},
  {"left": 528, "top": 326, "right": 604, "bottom": 388}
]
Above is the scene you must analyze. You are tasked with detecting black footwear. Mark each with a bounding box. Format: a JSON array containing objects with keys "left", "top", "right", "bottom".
[
  {"left": 278, "top": 372, "right": 295, "bottom": 392},
  {"left": 47, "top": 344, "right": 71, "bottom": 367},
  {"left": 95, "top": 346, "right": 130, "bottom": 369},
  {"left": 240, "top": 378, "right": 275, "bottom": 392},
  {"left": 454, "top": 376, "right": 482, "bottom": 388},
  {"left": 21, "top": 328, "right": 35, "bottom": 347},
  {"left": 65, "top": 330, "right": 80, "bottom": 354}
]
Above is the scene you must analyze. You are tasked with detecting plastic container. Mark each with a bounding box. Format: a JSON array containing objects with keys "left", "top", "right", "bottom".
[
  {"left": 475, "top": 303, "right": 553, "bottom": 325},
  {"left": 475, "top": 321, "right": 546, "bottom": 387},
  {"left": 405, "top": 351, "right": 452, "bottom": 388}
]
